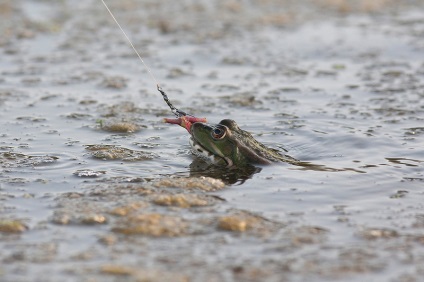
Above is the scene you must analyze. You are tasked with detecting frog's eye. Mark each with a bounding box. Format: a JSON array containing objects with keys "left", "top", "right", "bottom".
[{"left": 212, "top": 127, "right": 226, "bottom": 140}]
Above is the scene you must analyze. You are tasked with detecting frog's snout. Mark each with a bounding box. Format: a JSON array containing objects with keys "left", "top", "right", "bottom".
[{"left": 164, "top": 116, "right": 207, "bottom": 133}]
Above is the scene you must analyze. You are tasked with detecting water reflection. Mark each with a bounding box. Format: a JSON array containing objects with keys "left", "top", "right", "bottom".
[
  {"left": 386, "top": 157, "right": 422, "bottom": 167},
  {"left": 188, "top": 157, "right": 368, "bottom": 184},
  {"left": 292, "top": 161, "right": 367, "bottom": 173},
  {"left": 189, "top": 159, "right": 262, "bottom": 184}
]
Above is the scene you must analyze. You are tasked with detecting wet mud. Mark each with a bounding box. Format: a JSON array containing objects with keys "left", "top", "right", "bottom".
[{"left": 1, "top": 0, "right": 424, "bottom": 281}]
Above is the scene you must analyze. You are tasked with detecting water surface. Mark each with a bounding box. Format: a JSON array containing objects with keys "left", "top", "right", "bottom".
[{"left": 1, "top": 0, "right": 424, "bottom": 281}]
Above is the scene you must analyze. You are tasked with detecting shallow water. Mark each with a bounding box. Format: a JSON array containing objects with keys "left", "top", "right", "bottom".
[{"left": 1, "top": 0, "right": 424, "bottom": 281}]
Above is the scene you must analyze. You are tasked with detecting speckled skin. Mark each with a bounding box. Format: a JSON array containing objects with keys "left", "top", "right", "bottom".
[{"left": 190, "top": 119, "right": 299, "bottom": 167}]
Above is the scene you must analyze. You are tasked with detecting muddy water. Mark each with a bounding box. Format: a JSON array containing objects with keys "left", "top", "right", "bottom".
[{"left": 1, "top": 0, "right": 424, "bottom": 281}]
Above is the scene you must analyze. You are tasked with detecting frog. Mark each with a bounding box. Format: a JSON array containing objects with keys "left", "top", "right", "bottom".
[{"left": 165, "top": 116, "right": 299, "bottom": 167}]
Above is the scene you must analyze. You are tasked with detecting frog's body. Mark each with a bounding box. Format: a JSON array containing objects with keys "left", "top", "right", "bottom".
[{"left": 189, "top": 119, "right": 298, "bottom": 167}]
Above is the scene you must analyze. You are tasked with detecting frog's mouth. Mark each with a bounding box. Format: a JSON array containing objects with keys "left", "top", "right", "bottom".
[
  {"left": 164, "top": 116, "right": 207, "bottom": 133},
  {"left": 189, "top": 137, "right": 232, "bottom": 167}
]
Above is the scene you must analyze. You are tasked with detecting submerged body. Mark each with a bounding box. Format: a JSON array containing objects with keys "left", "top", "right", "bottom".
[{"left": 189, "top": 119, "right": 298, "bottom": 167}]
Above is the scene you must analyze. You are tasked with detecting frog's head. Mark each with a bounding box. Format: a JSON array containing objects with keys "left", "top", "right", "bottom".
[
  {"left": 189, "top": 119, "right": 246, "bottom": 167},
  {"left": 164, "top": 117, "right": 243, "bottom": 166}
]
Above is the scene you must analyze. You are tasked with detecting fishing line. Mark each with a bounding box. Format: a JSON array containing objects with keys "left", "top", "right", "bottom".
[
  {"left": 157, "top": 85, "right": 189, "bottom": 117},
  {"left": 100, "top": 0, "right": 158, "bottom": 86},
  {"left": 100, "top": 0, "right": 187, "bottom": 117}
]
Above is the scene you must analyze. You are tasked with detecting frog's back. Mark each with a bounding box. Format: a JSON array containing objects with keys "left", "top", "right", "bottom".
[{"left": 220, "top": 119, "right": 299, "bottom": 165}]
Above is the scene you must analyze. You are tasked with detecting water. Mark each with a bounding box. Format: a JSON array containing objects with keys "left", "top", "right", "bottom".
[{"left": 1, "top": 0, "right": 424, "bottom": 281}]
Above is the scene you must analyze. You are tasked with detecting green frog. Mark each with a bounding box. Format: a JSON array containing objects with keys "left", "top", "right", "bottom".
[{"left": 165, "top": 116, "right": 298, "bottom": 167}]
